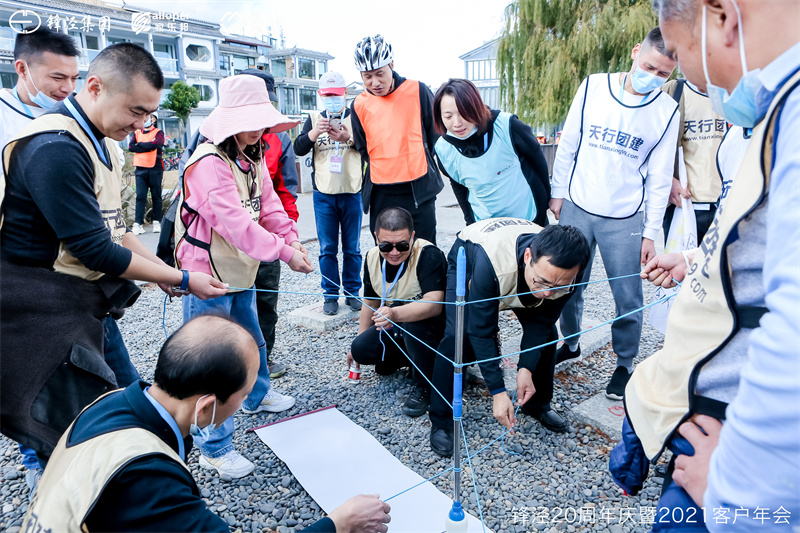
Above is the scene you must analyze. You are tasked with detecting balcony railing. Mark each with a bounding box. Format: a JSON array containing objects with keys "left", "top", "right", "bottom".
[{"left": 156, "top": 57, "right": 178, "bottom": 73}]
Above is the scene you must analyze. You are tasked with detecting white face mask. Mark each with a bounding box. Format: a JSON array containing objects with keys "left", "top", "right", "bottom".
[
  {"left": 22, "top": 62, "right": 58, "bottom": 110},
  {"left": 446, "top": 125, "right": 478, "bottom": 139},
  {"left": 189, "top": 394, "right": 217, "bottom": 440}
]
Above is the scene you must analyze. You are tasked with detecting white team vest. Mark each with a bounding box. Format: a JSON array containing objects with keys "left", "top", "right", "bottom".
[
  {"left": 457, "top": 218, "right": 543, "bottom": 311},
  {"left": 568, "top": 73, "right": 678, "bottom": 218},
  {"left": 679, "top": 84, "right": 726, "bottom": 203},
  {"left": 1, "top": 113, "right": 127, "bottom": 281},
  {"left": 365, "top": 238, "right": 434, "bottom": 306},
  {"left": 625, "top": 70, "right": 800, "bottom": 460}
]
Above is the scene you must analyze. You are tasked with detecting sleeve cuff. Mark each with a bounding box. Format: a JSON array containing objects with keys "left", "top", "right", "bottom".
[
  {"left": 551, "top": 186, "right": 567, "bottom": 199},
  {"left": 642, "top": 227, "right": 659, "bottom": 241},
  {"left": 489, "top": 387, "right": 507, "bottom": 396},
  {"left": 278, "top": 244, "right": 295, "bottom": 264}
]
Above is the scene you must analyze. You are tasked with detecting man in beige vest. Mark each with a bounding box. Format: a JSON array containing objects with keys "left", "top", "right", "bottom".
[
  {"left": 610, "top": 0, "right": 800, "bottom": 530},
  {"left": 22, "top": 315, "right": 392, "bottom": 532},
  {"left": 294, "top": 71, "right": 364, "bottom": 316},
  {"left": 347, "top": 207, "right": 447, "bottom": 418},
  {"left": 0, "top": 43, "right": 226, "bottom": 478},
  {"left": 661, "top": 77, "right": 727, "bottom": 242},
  {"left": 428, "top": 219, "right": 590, "bottom": 456}
]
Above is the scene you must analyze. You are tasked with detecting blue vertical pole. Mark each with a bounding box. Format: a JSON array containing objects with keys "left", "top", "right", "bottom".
[{"left": 452, "top": 247, "right": 466, "bottom": 505}]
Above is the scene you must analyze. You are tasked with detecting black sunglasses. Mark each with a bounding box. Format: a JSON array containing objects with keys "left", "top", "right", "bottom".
[{"left": 378, "top": 241, "right": 411, "bottom": 253}]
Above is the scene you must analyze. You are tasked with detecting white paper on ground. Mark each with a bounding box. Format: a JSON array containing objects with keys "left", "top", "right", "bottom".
[{"left": 254, "top": 407, "right": 492, "bottom": 533}]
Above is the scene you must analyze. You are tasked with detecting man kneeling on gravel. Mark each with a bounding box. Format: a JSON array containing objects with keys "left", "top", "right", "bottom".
[
  {"left": 22, "top": 315, "right": 391, "bottom": 532},
  {"left": 428, "top": 219, "right": 590, "bottom": 457}
]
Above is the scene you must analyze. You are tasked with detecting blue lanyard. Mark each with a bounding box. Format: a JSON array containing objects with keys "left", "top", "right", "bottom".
[
  {"left": 12, "top": 86, "right": 34, "bottom": 118},
  {"left": 63, "top": 98, "right": 109, "bottom": 166},
  {"left": 381, "top": 260, "right": 406, "bottom": 307},
  {"left": 144, "top": 386, "right": 186, "bottom": 461},
  {"left": 619, "top": 74, "right": 651, "bottom": 106}
]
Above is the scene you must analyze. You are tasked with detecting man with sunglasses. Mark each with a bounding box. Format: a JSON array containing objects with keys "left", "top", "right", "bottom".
[
  {"left": 428, "top": 218, "right": 590, "bottom": 457},
  {"left": 348, "top": 207, "right": 446, "bottom": 417}
]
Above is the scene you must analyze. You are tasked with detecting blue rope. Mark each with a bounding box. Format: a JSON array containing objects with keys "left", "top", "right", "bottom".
[{"left": 460, "top": 419, "right": 487, "bottom": 532}]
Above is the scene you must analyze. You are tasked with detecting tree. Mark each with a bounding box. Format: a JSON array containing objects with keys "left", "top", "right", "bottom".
[
  {"left": 497, "top": 0, "right": 657, "bottom": 126},
  {"left": 162, "top": 81, "right": 200, "bottom": 145}
]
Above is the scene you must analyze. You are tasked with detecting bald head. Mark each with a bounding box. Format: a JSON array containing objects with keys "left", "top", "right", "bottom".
[{"left": 154, "top": 315, "right": 258, "bottom": 403}]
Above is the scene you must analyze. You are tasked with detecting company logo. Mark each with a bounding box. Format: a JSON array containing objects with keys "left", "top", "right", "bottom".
[
  {"left": 9, "top": 10, "right": 42, "bottom": 33},
  {"left": 131, "top": 12, "right": 152, "bottom": 34},
  {"left": 219, "top": 11, "right": 246, "bottom": 35}
]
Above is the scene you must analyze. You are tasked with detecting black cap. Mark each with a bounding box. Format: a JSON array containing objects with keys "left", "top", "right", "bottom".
[{"left": 241, "top": 68, "right": 279, "bottom": 102}]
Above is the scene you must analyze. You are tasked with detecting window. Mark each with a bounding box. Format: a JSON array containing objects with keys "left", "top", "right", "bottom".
[
  {"left": 228, "top": 42, "right": 255, "bottom": 50},
  {"left": 153, "top": 43, "right": 174, "bottom": 58},
  {"left": 281, "top": 87, "right": 297, "bottom": 115},
  {"left": 107, "top": 37, "right": 129, "bottom": 46},
  {"left": 1, "top": 72, "right": 15, "bottom": 89},
  {"left": 299, "top": 89, "right": 316, "bottom": 111},
  {"left": 317, "top": 60, "right": 327, "bottom": 75},
  {"left": 192, "top": 84, "right": 214, "bottom": 102},
  {"left": 232, "top": 56, "right": 249, "bottom": 74},
  {"left": 85, "top": 35, "right": 99, "bottom": 50},
  {"left": 186, "top": 44, "right": 211, "bottom": 63},
  {"left": 271, "top": 58, "right": 287, "bottom": 78},
  {"left": 219, "top": 54, "right": 231, "bottom": 73},
  {"left": 297, "top": 58, "right": 315, "bottom": 80}
]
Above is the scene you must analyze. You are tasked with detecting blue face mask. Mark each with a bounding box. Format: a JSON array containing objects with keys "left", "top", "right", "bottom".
[
  {"left": 144, "top": 120, "right": 153, "bottom": 128},
  {"left": 22, "top": 62, "right": 58, "bottom": 110},
  {"left": 323, "top": 96, "right": 345, "bottom": 114},
  {"left": 701, "top": 0, "right": 763, "bottom": 128},
  {"left": 189, "top": 394, "right": 217, "bottom": 441},
  {"left": 630, "top": 57, "right": 668, "bottom": 94},
  {"left": 446, "top": 125, "right": 478, "bottom": 139}
]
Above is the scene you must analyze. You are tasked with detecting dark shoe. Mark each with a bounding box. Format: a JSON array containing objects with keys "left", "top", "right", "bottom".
[
  {"left": 533, "top": 409, "right": 569, "bottom": 433},
  {"left": 268, "top": 359, "right": 287, "bottom": 379},
  {"left": 345, "top": 297, "right": 362, "bottom": 312},
  {"left": 606, "top": 366, "right": 631, "bottom": 400},
  {"left": 555, "top": 343, "right": 581, "bottom": 368},
  {"left": 430, "top": 427, "right": 454, "bottom": 457},
  {"left": 402, "top": 384, "right": 430, "bottom": 418},
  {"left": 323, "top": 299, "right": 339, "bottom": 315}
]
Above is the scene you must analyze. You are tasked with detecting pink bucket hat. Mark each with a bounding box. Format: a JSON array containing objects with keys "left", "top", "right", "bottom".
[{"left": 200, "top": 75, "right": 300, "bottom": 144}]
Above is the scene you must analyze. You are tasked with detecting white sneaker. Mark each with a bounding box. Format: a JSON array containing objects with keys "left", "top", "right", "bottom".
[
  {"left": 199, "top": 450, "right": 255, "bottom": 480},
  {"left": 241, "top": 387, "right": 296, "bottom": 414},
  {"left": 131, "top": 223, "right": 145, "bottom": 235},
  {"left": 152, "top": 220, "right": 161, "bottom": 233}
]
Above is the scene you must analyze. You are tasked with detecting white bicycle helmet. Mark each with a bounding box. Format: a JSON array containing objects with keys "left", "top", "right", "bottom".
[{"left": 354, "top": 35, "right": 393, "bottom": 72}]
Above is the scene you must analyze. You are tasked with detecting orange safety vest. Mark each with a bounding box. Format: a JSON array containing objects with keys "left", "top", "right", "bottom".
[
  {"left": 132, "top": 127, "right": 160, "bottom": 168},
  {"left": 353, "top": 80, "right": 428, "bottom": 184}
]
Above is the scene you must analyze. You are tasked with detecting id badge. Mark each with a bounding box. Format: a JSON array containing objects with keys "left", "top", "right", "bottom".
[{"left": 330, "top": 155, "right": 343, "bottom": 173}]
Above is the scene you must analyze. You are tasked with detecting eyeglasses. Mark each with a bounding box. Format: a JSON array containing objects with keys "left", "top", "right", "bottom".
[
  {"left": 530, "top": 265, "right": 575, "bottom": 297},
  {"left": 378, "top": 241, "right": 411, "bottom": 253}
]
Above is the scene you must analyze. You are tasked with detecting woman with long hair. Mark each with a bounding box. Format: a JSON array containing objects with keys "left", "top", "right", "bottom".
[
  {"left": 433, "top": 78, "right": 551, "bottom": 227},
  {"left": 174, "top": 75, "right": 313, "bottom": 479}
]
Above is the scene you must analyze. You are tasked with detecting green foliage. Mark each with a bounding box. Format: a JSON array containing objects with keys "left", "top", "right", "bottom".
[
  {"left": 497, "top": 0, "right": 658, "bottom": 126},
  {"left": 162, "top": 81, "right": 200, "bottom": 125}
]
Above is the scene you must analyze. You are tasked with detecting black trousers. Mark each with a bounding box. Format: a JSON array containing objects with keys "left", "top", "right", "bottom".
[
  {"left": 369, "top": 190, "right": 437, "bottom": 245},
  {"left": 429, "top": 242, "right": 558, "bottom": 430},
  {"left": 134, "top": 166, "right": 163, "bottom": 224},
  {"left": 350, "top": 315, "right": 444, "bottom": 384},
  {"left": 254, "top": 260, "right": 280, "bottom": 356},
  {"left": 662, "top": 203, "right": 717, "bottom": 246}
]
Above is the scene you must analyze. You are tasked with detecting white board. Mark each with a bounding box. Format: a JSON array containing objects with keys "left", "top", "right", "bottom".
[{"left": 254, "top": 407, "right": 492, "bottom": 533}]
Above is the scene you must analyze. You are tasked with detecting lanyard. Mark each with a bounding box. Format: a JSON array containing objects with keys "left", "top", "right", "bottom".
[
  {"left": 619, "top": 74, "right": 652, "bottom": 106},
  {"left": 12, "top": 86, "right": 34, "bottom": 118},
  {"left": 144, "top": 386, "right": 186, "bottom": 461},
  {"left": 381, "top": 260, "right": 406, "bottom": 307},
  {"left": 64, "top": 98, "right": 109, "bottom": 166}
]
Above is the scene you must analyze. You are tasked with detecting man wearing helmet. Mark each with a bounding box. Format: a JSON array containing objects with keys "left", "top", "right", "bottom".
[{"left": 351, "top": 35, "right": 444, "bottom": 245}]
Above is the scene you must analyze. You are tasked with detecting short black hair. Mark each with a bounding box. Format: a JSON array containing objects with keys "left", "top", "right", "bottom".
[
  {"left": 530, "top": 225, "right": 590, "bottom": 271},
  {"left": 642, "top": 26, "right": 672, "bottom": 59},
  {"left": 154, "top": 314, "right": 254, "bottom": 403},
  {"left": 88, "top": 43, "right": 163, "bottom": 92},
  {"left": 14, "top": 25, "right": 81, "bottom": 63},
  {"left": 375, "top": 207, "right": 414, "bottom": 234}
]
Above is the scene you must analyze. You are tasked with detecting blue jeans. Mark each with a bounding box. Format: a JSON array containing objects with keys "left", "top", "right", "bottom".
[
  {"left": 182, "top": 289, "right": 270, "bottom": 457},
  {"left": 313, "top": 191, "right": 363, "bottom": 299}
]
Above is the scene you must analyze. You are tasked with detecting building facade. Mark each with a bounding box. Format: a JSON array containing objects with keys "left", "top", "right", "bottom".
[{"left": 459, "top": 38, "right": 500, "bottom": 110}]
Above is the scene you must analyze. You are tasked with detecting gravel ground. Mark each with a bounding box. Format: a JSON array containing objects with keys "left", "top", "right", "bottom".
[{"left": 0, "top": 217, "right": 671, "bottom": 533}]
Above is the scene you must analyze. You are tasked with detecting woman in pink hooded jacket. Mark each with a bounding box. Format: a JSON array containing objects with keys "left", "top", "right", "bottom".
[{"left": 174, "top": 74, "right": 313, "bottom": 480}]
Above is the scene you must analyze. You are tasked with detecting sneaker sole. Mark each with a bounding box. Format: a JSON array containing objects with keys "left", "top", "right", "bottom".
[
  {"left": 555, "top": 353, "right": 583, "bottom": 371},
  {"left": 269, "top": 369, "right": 287, "bottom": 379},
  {"left": 198, "top": 457, "right": 254, "bottom": 480},
  {"left": 605, "top": 391, "right": 624, "bottom": 401},
  {"left": 401, "top": 406, "right": 429, "bottom": 418}
]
